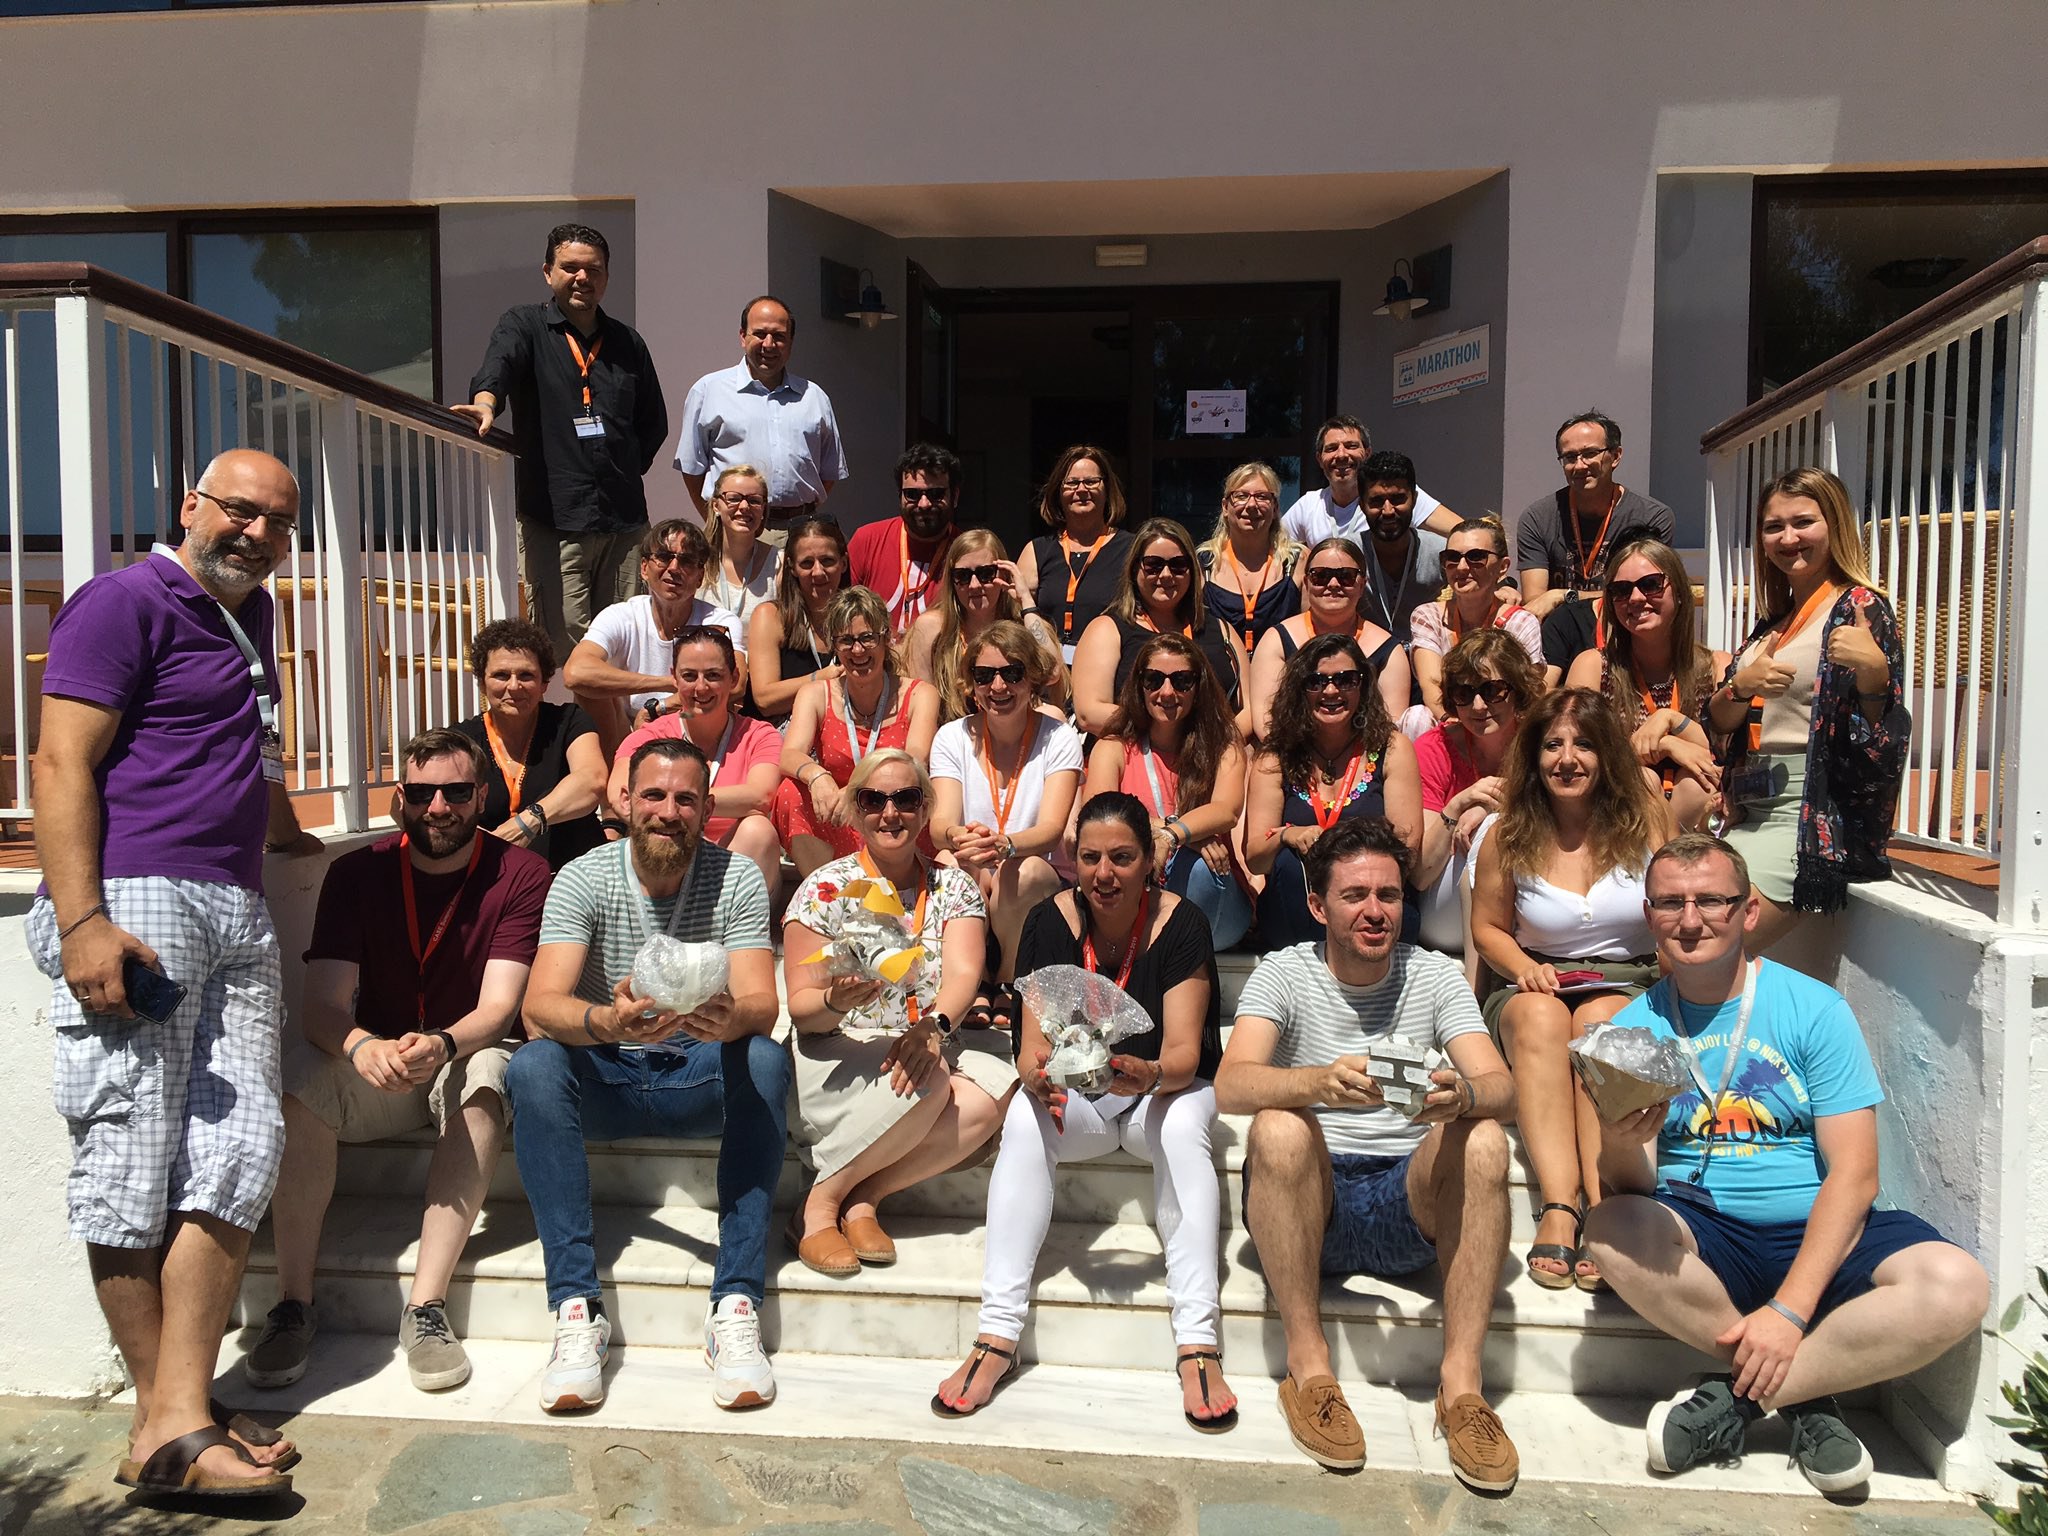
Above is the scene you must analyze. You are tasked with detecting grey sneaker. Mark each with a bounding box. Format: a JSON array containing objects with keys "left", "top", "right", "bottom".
[
  {"left": 1645, "top": 1376, "right": 1756, "bottom": 1474},
  {"left": 1780, "top": 1398, "right": 1874, "bottom": 1493},
  {"left": 399, "top": 1300, "right": 472, "bottom": 1392},
  {"left": 244, "top": 1299, "right": 317, "bottom": 1389}
]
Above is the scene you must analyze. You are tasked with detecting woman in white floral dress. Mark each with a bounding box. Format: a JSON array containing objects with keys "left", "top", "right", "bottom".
[{"left": 781, "top": 747, "right": 1020, "bottom": 1276}]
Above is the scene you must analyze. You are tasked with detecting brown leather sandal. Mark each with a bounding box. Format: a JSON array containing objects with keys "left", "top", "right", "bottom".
[
  {"left": 1177, "top": 1350, "right": 1239, "bottom": 1434},
  {"left": 930, "top": 1339, "right": 1017, "bottom": 1419},
  {"left": 114, "top": 1424, "right": 293, "bottom": 1501},
  {"left": 210, "top": 1398, "right": 301, "bottom": 1473}
]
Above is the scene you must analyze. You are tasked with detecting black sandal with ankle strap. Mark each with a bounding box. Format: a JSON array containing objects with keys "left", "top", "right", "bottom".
[
  {"left": 930, "top": 1339, "right": 1017, "bottom": 1420},
  {"left": 1177, "top": 1350, "right": 1239, "bottom": 1433},
  {"left": 1526, "top": 1201, "right": 1583, "bottom": 1291}
]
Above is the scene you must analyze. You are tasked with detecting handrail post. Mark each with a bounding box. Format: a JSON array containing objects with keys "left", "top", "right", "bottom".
[
  {"left": 1823, "top": 378, "right": 1872, "bottom": 553},
  {"left": 1705, "top": 451, "right": 1740, "bottom": 651},
  {"left": 319, "top": 396, "right": 370, "bottom": 834},
  {"left": 1999, "top": 276, "right": 2048, "bottom": 927},
  {"left": 484, "top": 449, "right": 520, "bottom": 627},
  {"left": 53, "top": 294, "right": 110, "bottom": 596}
]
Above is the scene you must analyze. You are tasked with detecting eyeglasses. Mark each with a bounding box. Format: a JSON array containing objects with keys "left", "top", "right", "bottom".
[
  {"left": 900, "top": 487, "right": 952, "bottom": 505},
  {"left": 951, "top": 564, "right": 1003, "bottom": 588},
  {"left": 1442, "top": 548, "right": 1499, "bottom": 569},
  {"left": 1446, "top": 679, "right": 1517, "bottom": 709},
  {"left": 1313, "top": 668, "right": 1365, "bottom": 693},
  {"left": 853, "top": 786, "right": 927, "bottom": 816},
  {"left": 1138, "top": 554, "right": 1193, "bottom": 578},
  {"left": 1140, "top": 667, "right": 1198, "bottom": 693},
  {"left": 1225, "top": 491, "right": 1277, "bottom": 509},
  {"left": 716, "top": 492, "right": 766, "bottom": 511},
  {"left": 194, "top": 489, "right": 297, "bottom": 537},
  {"left": 1306, "top": 565, "right": 1363, "bottom": 589},
  {"left": 401, "top": 781, "right": 477, "bottom": 806},
  {"left": 1604, "top": 573, "right": 1672, "bottom": 603},
  {"left": 834, "top": 631, "right": 882, "bottom": 653},
  {"left": 1061, "top": 476, "right": 1105, "bottom": 493},
  {"left": 1646, "top": 892, "right": 1747, "bottom": 917},
  {"left": 1558, "top": 447, "right": 1611, "bottom": 466},
  {"left": 971, "top": 662, "right": 1027, "bottom": 687}
]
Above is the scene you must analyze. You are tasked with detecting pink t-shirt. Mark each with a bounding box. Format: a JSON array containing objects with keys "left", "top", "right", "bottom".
[
  {"left": 1413, "top": 724, "right": 1481, "bottom": 814},
  {"left": 613, "top": 711, "right": 784, "bottom": 844},
  {"left": 1408, "top": 599, "right": 1543, "bottom": 665}
]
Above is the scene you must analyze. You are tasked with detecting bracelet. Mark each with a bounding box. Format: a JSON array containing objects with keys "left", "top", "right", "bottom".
[
  {"left": 1766, "top": 1298, "right": 1810, "bottom": 1333},
  {"left": 1143, "top": 1060, "right": 1164, "bottom": 1097},
  {"left": 57, "top": 903, "right": 107, "bottom": 941},
  {"left": 346, "top": 1035, "right": 376, "bottom": 1062},
  {"left": 580, "top": 1003, "right": 603, "bottom": 1044},
  {"left": 1439, "top": 808, "right": 1460, "bottom": 832},
  {"left": 1456, "top": 1077, "right": 1476, "bottom": 1117},
  {"left": 431, "top": 1029, "right": 457, "bottom": 1063},
  {"left": 820, "top": 990, "right": 847, "bottom": 1018}
]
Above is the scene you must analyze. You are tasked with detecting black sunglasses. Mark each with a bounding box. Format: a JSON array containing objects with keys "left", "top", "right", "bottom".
[
  {"left": 1140, "top": 667, "right": 1198, "bottom": 693},
  {"left": 1446, "top": 679, "right": 1517, "bottom": 709},
  {"left": 1138, "top": 554, "right": 1193, "bottom": 578},
  {"left": 1605, "top": 572, "right": 1672, "bottom": 603},
  {"left": 1442, "top": 548, "right": 1499, "bottom": 569},
  {"left": 854, "top": 786, "right": 928, "bottom": 816},
  {"left": 951, "top": 564, "right": 1003, "bottom": 587},
  {"left": 970, "top": 662, "right": 1028, "bottom": 687},
  {"left": 401, "top": 781, "right": 477, "bottom": 806},
  {"left": 1306, "top": 565, "right": 1363, "bottom": 588},
  {"left": 1313, "top": 668, "right": 1365, "bottom": 692}
]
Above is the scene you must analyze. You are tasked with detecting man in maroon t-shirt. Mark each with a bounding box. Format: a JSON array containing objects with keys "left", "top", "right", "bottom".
[
  {"left": 844, "top": 443, "right": 959, "bottom": 637},
  {"left": 244, "top": 729, "right": 551, "bottom": 1395}
]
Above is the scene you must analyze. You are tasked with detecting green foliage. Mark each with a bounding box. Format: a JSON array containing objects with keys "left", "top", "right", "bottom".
[{"left": 1981, "top": 1268, "right": 2048, "bottom": 1532}]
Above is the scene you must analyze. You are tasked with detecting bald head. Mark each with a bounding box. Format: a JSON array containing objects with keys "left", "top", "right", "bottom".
[
  {"left": 180, "top": 449, "right": 300, "bottom": 600},
  {"left": 195, "top": 448, "right": 300, "bottom": 512}
]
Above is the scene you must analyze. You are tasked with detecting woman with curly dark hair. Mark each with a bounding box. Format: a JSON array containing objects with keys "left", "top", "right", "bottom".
[
  {"left": 1469, "top": 687, "right": 1671, "bottom": 1291},
  {"left": 454, "top": 617, "right": 607, "bottom": 869},
  {"left": 1244, "top": 632, "right": 1421, "bottom": 950}
]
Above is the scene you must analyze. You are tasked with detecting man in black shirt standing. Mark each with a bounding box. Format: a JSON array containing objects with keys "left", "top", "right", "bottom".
[
  {"left": 1513, "top": 409, "right": 1674, "bottom": 617},
  {"left": 455, "top": 224, "right": 669, "bottom": 663}
]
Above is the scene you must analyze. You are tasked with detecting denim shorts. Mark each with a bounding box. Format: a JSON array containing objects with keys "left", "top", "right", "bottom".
[
  {"left": 1242, "top": 1148, "right": 1437, "bottom": 1279},
  {"left": 1654, "top": 1188, "right": 1953, "bottom": 1322}
]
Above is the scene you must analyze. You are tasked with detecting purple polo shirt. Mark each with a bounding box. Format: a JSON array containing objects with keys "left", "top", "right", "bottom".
[{"left": 42, "top": 550, "right": 280, "bottom": 891}]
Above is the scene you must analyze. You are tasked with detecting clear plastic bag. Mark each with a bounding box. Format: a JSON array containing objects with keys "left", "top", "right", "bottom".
[
  {"left": 793, "top": 876, "right": 933, "bottom": 1029},
  {"left": 629, "top": 935, "right": 729, "bottom": 1016},
  {"left": 1015, "top": 963, "right": 1157, "bottom": 1094},
  {"left": 1567, "top": 1023, "right": 1692, "bottom": 1120}
]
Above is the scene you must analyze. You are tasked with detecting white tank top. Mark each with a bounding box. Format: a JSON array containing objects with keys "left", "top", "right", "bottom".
[{"left": 1468, "top": 813, "right": 1653, "bottom": 960}]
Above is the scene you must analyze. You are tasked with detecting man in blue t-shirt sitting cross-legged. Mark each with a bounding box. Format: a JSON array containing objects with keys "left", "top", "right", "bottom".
[{"left": 1583, "top": 832, "right": 1987, "bottom": 1494}]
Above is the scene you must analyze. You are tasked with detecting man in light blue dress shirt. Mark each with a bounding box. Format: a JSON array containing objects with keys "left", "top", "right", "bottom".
[{"left": 674, "top": 296, "right": 847, "bottom": 545}]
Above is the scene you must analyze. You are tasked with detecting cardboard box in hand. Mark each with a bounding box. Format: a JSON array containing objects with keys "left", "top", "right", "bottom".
[{"left": 1366, "top": 1039, "right": 1453, "bottom": 1121}]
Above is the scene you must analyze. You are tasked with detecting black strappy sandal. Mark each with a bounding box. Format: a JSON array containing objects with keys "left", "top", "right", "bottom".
[
  {"left": 986, "top": 983, "right": 1022, "bottom": 1032},
  {"left": 930, "top": 1338, "right": 1017, "bottom": 1419},
  {"left": 1177, "top": 1350, "right": 1239, "bottom": 1434},
  {"left": 1525, "top": 1201, "right": 1582, "bottom": 1291}
]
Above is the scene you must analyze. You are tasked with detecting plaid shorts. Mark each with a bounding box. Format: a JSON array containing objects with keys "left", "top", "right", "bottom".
[{"left": 28, "top": 878, "right": 285, "bottom": 1248}]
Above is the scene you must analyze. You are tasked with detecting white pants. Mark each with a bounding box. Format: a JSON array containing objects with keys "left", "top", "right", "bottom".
[{"left": 978, "top": 1081, "right": 1222, "bottom": 1346}]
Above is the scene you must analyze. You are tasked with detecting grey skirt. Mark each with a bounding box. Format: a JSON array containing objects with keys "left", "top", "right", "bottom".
[{"left": 789, "top": 1023, "right": 1019, "bottom": 1179}]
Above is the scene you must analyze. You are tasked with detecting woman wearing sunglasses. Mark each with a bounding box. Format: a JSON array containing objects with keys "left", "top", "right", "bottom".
[
  {"left": 1410, "top": 629, "right": 1543, "bottom": 969},
  {"left": 1083, "top": 634, "right": 1252, "bottom": 950},
  {"left": 607, "top": 626, "right": 786, "bottom": 897},
  {"left": 934, "top": 792, "right": 1231, "bottom": 1429},
  {"left": 1245, "top": 633, "right": 1421, "bottom": 950},
  {"left": 1072, "top": 518, "right": 1247, "bottom": 739},
  {"left": 930, "top": 621, "right": 1085, "bottom": 1029},
  {"left": 1015, "top": 445, "right": 1135, "bottom": 665},
  {"left": 1196, "top": 462, "right": 1302, "bottom": 658},
  {"left": 745, "top": 516, "right": 849, "bottom": 723},
  {"left": 1468, "top": 688, "right": 1671, "bottom": 1292},
  {"left": 776, "top": 588, "right": 940, "bottom": 879},
  {"left": 1410, "top": 518, "right": 1542, "bottom": 728},
  {"left": 1563, "top": 536, "right": 1728, "bottom": 833},
  {"left": 1246, "top": 536, "right": 1409, "bottom": 740},
  {"left": 1706, "top": 467, "right": 1906, "bottom": 951},
  {"left": 905, "top": 529, "right": 1068, "bottom": 722},
  {"left": 783, "top": 748, "right": 1016, "bottom": 1276},
  {"left": 701, "top": 465, "right": 780, "bottom": 625}
]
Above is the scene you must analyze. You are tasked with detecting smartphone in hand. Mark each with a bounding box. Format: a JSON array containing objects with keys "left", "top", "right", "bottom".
[{"left": 122, "top": 958, "right": 187, "bottom": 1025}]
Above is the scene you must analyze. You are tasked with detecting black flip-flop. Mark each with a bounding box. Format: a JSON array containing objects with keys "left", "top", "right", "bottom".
[
  {"left": 1177, "top": 1350, "right": 1239, "bottom": 1434},
  {"left": 211, "top": 1398, "right": 301, "bottom": 1473},
  {"left": 931, "top": 1339, "right": 1017, "bottom": 1419},
  {"left": 114, "top": 1424, "right": 292, "bottom": 1501}
]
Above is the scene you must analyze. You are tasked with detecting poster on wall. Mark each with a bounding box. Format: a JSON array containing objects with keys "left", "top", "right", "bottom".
[
  {"left": 1185, "top": 390, "right": 1246, "bottom": 434},
  {"left": 1393, "top": 325, "right": 1490, "bottom": 408}
]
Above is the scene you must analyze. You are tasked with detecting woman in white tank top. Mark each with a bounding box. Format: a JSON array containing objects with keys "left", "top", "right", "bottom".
[{"left": 1469, "top": 689, "right": 1672, "bottom": 1293}]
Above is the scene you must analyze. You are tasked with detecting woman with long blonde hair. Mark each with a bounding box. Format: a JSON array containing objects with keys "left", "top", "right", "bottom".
[
  {"left": 1196, "top": 461, "right": 1301, "bottom": 657},
  {"left": 904, "top": 529, "right": 1066, "bottom": 721}
]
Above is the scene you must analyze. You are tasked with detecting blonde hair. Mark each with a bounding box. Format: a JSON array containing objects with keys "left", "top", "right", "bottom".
[
  {"left": 1753, "top": 466, "right": 1879, "bottom": 618},
  {"left": 824, "top": 586, "right": 901, "bottom": 683},
  {"left": 1598, "top": 536, "right": 1713, "bottom": 725},
  {"left": 840, "top": 747, "right": 934, "bottom": 833},
  {"left": 960, "top": 618, "right": 1059, "bottom": 706},
  {"left": 929, "top": 529, "right": 1030, "bottom": 721},
  {"left": 702, "top": 463, "right": 768, "bottom": 574},
  {"left": 1196, "top": 461, "right": 1299, "bottom": 570}
]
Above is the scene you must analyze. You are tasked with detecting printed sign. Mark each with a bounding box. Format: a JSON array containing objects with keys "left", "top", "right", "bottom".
[
  {"left": 1393, "top": 325, "right": 1491, "bottom": 407},
  {"left": 1186, "top": 389, "right": 1247, "bottom": 434}
]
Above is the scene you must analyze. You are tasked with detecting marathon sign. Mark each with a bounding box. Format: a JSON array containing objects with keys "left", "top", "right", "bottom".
[{"left": 1392, "top": 324, "right": 1491, "bottom": 408}]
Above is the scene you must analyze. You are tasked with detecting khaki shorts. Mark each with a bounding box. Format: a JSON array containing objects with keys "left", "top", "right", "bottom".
[{"left": 283, "top": 1036, "right": 516, "bottom": 1143}]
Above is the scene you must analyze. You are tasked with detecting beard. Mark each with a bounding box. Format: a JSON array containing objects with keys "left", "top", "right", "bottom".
[
  {"left": 190, "top": 530, "right": 281, "bottom": 592},
  {"left": 401, "top": 809, "right": 478, "bottom": 859},
  {"left": 630, "top": 818, "right": 697, "bottom": 879}
]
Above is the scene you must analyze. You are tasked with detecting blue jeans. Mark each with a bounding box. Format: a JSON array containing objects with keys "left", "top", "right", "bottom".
[
  {"left": 506, "top": 1035, "right": 792, "bottom": 1311},
  {"left": 1165, "top": 847, "right": 1251, "bottom": 950}
]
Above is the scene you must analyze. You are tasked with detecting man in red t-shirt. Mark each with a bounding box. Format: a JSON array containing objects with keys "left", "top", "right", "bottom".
[
  {"left": 244, "top": 729, "right": 552, "bottom": 1395},
  {"left": 845, "top": 443, "right": 960, "bottom": 636}
]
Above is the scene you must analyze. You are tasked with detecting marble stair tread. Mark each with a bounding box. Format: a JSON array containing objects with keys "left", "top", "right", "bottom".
[{"left": 200, "top": 1331, "right": 1954, "bottom": 1500}]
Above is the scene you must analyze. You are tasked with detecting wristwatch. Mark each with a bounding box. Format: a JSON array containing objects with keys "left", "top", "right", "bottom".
[
  {"left": 1439, "top": 808, "right": 1460, "bottom": 831},
  {"left": 930, "top": 1010, "right": 958, "bottom": 1039}
]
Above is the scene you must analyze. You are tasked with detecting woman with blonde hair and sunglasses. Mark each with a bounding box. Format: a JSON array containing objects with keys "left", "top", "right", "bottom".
[
  {"left": 1015, "top": 444, "right": 1135, "bottom": 665},
  {"left": 1706, "top": 466, "right": 1907, "bottom": 950},
  {"left": 1196, "top": 462, "right": 1302, "bottom": 658},
  {"left": 904, "top": 529, "right": 1067, "bottom": 722}
]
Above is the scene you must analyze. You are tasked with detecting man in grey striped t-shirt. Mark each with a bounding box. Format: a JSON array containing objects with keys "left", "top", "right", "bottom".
[
  {"left": 1218, "top": 819, "right": 1518, "bottom": 1491},
  {"left": 510, "top": 737, "right": 789, "bottom": 1417}
]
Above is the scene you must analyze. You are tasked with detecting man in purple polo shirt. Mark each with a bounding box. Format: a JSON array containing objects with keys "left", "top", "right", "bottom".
[{"left": 28, "top": 447, "right": 321, "bottom": 1501}]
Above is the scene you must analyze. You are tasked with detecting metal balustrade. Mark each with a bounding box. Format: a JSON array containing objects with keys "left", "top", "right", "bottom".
[
  {"left": 1702, "top": 237, "right": 2048, "bottom": 927},
  {"left": 0, "top": 263, "right": 519, "bottom": 841}
]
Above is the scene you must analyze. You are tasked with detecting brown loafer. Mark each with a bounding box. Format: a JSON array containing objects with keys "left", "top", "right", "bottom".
[
  {"left": 1436, "top": 1390, "right": 1519, "bottom": 1492},
  {"left": 786, "top": 1215, "right": 860, "bottom": 1277},
  {"left": 1278, "top": 1374, "right": 1365, "bottom": 1470},
  {"left": 841, "top": 1213, "right": 896, "bottom": 1265}
]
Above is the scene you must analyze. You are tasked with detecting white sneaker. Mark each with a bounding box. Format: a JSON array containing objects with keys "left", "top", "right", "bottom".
[
  {"left": 704, "top": 1294, "right": 775, "bottom": 1409},
  {"left": 538, "top": 1296, "right": 611, "bottom": 1413}
]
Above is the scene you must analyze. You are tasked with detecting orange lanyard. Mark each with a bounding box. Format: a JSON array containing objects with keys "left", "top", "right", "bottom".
[
  {"left": 564, "top": 331, "right": 603, "bottom": 412},
  {"left": 977, "top": 718, "right": 1031, "bottom": 833},
  {"left": 1570, "top": 485, "right": 1621, "bottom": 588},
  {"left": 1138, "top": 610, "right": 1194, "bottom": 639},
  {"left": 1083, "top": 887, "right": 1149, "bottom": 990},
  {"left": 1303, "top": 613, "right": 1369, "bottom": 647},
  {"left": 893, "top": 522, "right": 947, "bottom": 628},
  {"left": 859, "top": 848, "right": 933, "bottom": 1024},
  {"left": 1057, "top": 531, "right": 1112, "bottom": 639},
  {"left": 481, "top": 711, "right": 527, "bottom": 814},
  {"left": 1220, "top": 542, "right": 1271, "bottom": 653},
  {"left": 1310, "top": 750, "right": 1366, "bottom": 830},
  {"left": 399, "top": 833, "right": 484, "bottom": 1029},
  {"left": 1746, "top": 582, "right": 1838, "bottom": 750}
]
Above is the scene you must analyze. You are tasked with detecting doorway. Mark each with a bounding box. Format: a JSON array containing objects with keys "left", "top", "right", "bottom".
[{"left": 905, "top": 265, "right": 1338, "bottom": 555}]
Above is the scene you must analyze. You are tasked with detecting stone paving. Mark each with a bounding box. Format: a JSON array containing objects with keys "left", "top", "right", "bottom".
[{"left": 0, "top": 1398, "right": 2001, "bottom": 1536}]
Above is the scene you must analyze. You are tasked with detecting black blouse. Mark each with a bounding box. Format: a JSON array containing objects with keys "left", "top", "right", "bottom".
[
  {"left": 1029, "top": 528, "right": 1136, "bottom": 652},
  {"left": 1108, "top": 613, "right": 1242, "bottom": 708},
  {"left": 453, "top": 701, "right": 603, "bottom": 871}
]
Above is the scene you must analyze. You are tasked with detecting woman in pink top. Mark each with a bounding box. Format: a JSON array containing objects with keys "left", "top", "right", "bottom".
[{"left": 608, "top": 626, "right": 785, "bottom": 898}]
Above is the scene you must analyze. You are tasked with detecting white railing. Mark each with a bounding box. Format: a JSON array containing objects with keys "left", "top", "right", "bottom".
[
  {"left": 1702, "top": 237, "right": 2048, "bottom": 927},
  {"left": 0, "top": 263, "right": 520, "bottom": 838}
]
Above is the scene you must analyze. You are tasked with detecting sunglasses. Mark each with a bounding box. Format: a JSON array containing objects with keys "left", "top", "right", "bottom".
[
  {"left": 1306, "top": 565, "right": 1363, "bottom": 589},
  {"left": 1605, "top": 572, "right": 1672, "bottom": 603},
  {"left": 1140, "top": 667, "right": 1198, "bottom": 693},
  {"left": 1138, "top": 554, "right": 1194, "bottom": 578},
  {"left": 951, "top": 564, "right": 1003, "bottom": 588},
  {"left": 853, "top": 786, "right": 928, "bottom": 816},
  {"left": 1442, "top": 548, "right": 1499, "bottom": 569},
  {"left": 646, "top": 549, "right": 700, "bottom": 568},
  {"left": 1446, "top": 679, "right": 1517, "bottom": 709},
  {"left": 401, "top": 781, "right": 477, "bottom": 806},
  {"left": 1313, "top": 668, "right": 1365, "bottom": 692},
  {"left": 971, "top": 662, "right": 1028, "bottom": 687}
]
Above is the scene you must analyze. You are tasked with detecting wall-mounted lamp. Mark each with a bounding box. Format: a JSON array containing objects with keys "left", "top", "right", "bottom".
[
  {"left": 848, "top": 267, "right": 897, "bottom": 329},
  {"left": 1373, "top": 257, "right": 1431, "bottom": 321},
  {"left": 820, "top": 257, "right": 898, "bottom": 329}
]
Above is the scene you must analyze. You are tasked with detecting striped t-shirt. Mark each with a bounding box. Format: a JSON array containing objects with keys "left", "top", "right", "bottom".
[
  {"left": 541, "top": 838, "right": 771, "bottom": 1050},
  {"left": 1234, "top": 941, "right": 1485, "bottom": 1158}
]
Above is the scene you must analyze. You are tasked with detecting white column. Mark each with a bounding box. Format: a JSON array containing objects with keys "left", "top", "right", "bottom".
[
  {"left": 319, "top": 396, "right": 370, "bottom": 834},
  {"left": 1999, "top": 277, "right": 2048, "bottom": 928},
  {"left": 52, "top": 295, "right": 110, "bottom": 597}
]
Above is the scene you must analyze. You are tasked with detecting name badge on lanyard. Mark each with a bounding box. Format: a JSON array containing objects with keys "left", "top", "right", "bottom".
[
  {"left": 215, "top": 598, "right": 284, "bottom": 782},
  {"left": 1661, "top": 957, "right": 1761, "bottom": 1205},
  {"left": 567, "top": 330, "right": 606, "bottom": 440}
]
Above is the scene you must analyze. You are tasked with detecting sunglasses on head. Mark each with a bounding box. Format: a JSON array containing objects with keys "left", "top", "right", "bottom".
[
  {"left": 1442, "top": 548, "right": 1498, "bottom": 569},
  {"left": 1306, "top": 565, "right": 1362, "bottom": 589},
  {"left": 1140, "top": 667, "right": 1198, "bottom": 694},
  {"left": 951, "top": 564, "right": 1003, "bottom": 587},
  {"left": 1446, "top": 679, "right": 1517, "bottom": 709},
  {"left": 1605, "top": 572, "right": 1671, "bottom": 603},
  {"left": 971, "top": 662, "right": 1028, "bottom": 687},
  {"left": 401, "top": 781, "right": 477, "bottom": 806},
  {"left": 1137, "top": 554, "right": 1193, "bottom": 578},
  {"left": 675, "top": 624, "right": 730, "bottom": 645},
  {"left": 854, "top": 785, "right": 927, "bottom": 816},
  {"left": 1313, "top": 668, "right": 1365, "bottom": 692}
]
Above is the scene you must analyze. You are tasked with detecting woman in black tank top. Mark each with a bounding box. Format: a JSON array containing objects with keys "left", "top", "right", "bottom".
[
  {"left": 1014, "top": 446, "right": 1134, "bottom": 662},
  {"left": 746, "top": 517, "right": 848, "bottom": 722}
]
